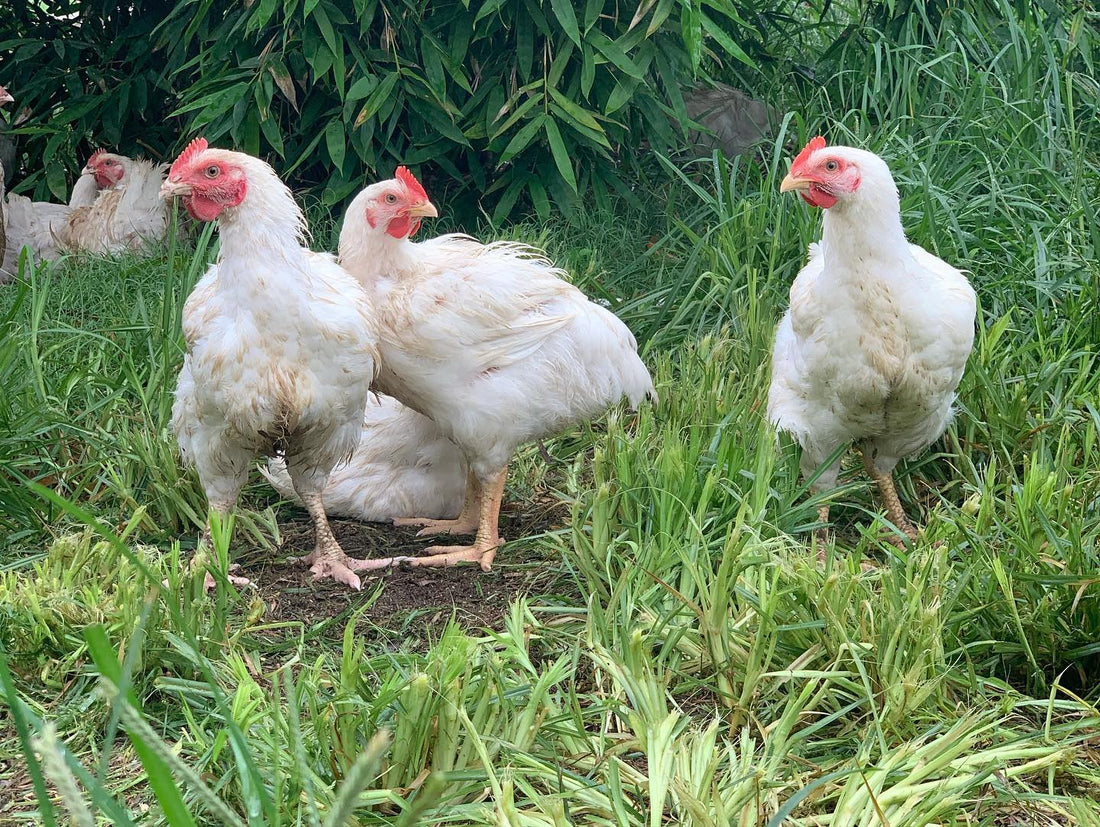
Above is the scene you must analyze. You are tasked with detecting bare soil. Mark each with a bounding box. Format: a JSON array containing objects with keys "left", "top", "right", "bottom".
[{"left": 238, "top": 493, "right": 569, "bottom": 638}]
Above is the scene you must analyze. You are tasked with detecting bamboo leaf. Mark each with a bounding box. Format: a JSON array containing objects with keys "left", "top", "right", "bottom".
[
  {"left": 516, "top": 13, "right": 535, "bottom": 81},
  {"left": 499, "top": 113, "right": 546, "bottom": 163},
  {"left": 592, "top": 32, "right": 644, "bottom": 79},
  {"left": 699, "top": 10, "right": 757, "bottom": 69},
  {"left": 473, "top": 0, "right": 507, "bottom": 24},
  {"left": 345, "top": 75, "right": 376, "bottom": 102},
  {"left": 268, "top": 59, "right": 299, "bottom": 111},
  {"left": 543, "top": 116, "right": 578, "bottom": 193},
  {"left": 549, "top": 87, "right": 604, "bottom": 132},
  {"left": 580, "top": 43, "right": 595, "bottom": 97},
  {"left": 353, "top": 72, "right": 400, "bottom": 127},
  {"left": 550, "top": 0, "right": 582, "bottom": 48},
  {"left": 326, "top": 118, "right": 346, "bottom": 171}
]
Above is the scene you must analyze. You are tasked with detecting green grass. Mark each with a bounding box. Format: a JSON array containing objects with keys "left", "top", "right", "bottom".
[{"left": 2, "top": 1, "right": 1100, "bottom": 824}]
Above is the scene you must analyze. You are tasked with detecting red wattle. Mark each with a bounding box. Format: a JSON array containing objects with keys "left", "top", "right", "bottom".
[
  {"left": 387, "top": 215, "right": 412, "bottom": 239},
  {"left": 802, "top": 185, "right": 838, "bottom": 209},
  {"left": 184, "top": 195, "right": 224, "bottom": 222}
]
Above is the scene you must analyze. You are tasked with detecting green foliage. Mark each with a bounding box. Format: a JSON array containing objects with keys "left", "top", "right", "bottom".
[{"left": 0, "top": 0, "right": 768, "bottom": 218}]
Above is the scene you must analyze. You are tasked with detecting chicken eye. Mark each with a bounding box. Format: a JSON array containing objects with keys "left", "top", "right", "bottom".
[
  {"left": 205, "top": 165, "right": 220, "bottom": 178},
  {"left": 103, "top": 160, "right": 112, "bottom": 166},
  {"left": 825, "top": 160, "right": 839, "bottom": 172},
  {"left": 384, "top": 193, "right": 397, "bottom": 204}
]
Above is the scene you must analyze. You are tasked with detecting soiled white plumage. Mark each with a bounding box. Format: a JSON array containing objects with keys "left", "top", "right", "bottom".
[
  {"left": 59, "top": 156, "right": 169, "bottom": 254},
  {"left": 343, "top": 230, "right": 656, "bottom": 479},
  {"left": 173, "top": 156, "right": 376, "bottom": 502},
  {"left": 263, "top": 393, "right": 468, "bottom": 521},
  {"left": 1, "top": 192, "right": 69, "bottom": 273},
  {"left": 768, "top": 142, "right": 975, "bottom": 530},
  {"left": 1, "top": 154, "right": 169, "bottom": 277},
  {"left": 166, "top": 143, "right": 379, "bottom": 588}
]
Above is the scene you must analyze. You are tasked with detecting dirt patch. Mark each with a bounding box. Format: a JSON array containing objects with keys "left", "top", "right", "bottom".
[{"left": 239, "top": 494, "right": 568, "bottom": 639}]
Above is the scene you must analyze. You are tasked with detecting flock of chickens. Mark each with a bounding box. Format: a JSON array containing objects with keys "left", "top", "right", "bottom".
[
  {"left": 2, "top": 79, "right": 976, "bottom": 591},
  {"left": 0, "top": 90, "right": 170, "bottom": 279}
]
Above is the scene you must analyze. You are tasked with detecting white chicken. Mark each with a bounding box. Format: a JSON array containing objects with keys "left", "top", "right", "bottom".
[
  {"left": 58, "top": 149, "right": 169, "bottom": 254},
  {"left": 2, "top": 147, "right": 104, "bottom": 276},
  {"left": 337, "top": 166, "right": 657, "bottom": 571},
  {"left": 768, "top": 136, "right": 976, "bottom": 543},
  {"left": 262, "top": 393, "right": 468, "bottom": 521},
  {"left": 1, "top": 148, "right": 168, "bottom": 276},
  {"left": 161, "top": 138, "right": 382, "bottom": 589}
]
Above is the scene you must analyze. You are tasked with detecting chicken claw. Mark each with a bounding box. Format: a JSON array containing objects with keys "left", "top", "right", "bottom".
[
  {"left": 291, "top": 545, "right": 408, "bottom": 591},
  {"left": 393, "top": 472, "right": 481, "bottom": 536},
  {"left": 202, "top": 564, "right": 253, "bottom": 592},
  {"left": 393, "top": 516, "right": 480, "bottom": 537},
  {"left": 293, "top": 492, "right": 409, "bottom": 589},
  {"left": 410, "top": 538, "right": 504, "bottom": 572}
]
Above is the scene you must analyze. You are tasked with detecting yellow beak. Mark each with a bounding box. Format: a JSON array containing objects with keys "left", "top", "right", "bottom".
[
  {"left": 408, "top": 200, "right": 439, "bottom": 219},
  {"left": 780, "top": 173, "right": 811, "bottom": 193}
]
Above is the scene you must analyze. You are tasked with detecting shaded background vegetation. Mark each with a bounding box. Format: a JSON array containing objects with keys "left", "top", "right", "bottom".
[
  {"left": 7, "top": 1, "right": 1091, "bottom": 220},
  {"left": 1, "top": 0, "right": 774, "bottom": 218}
]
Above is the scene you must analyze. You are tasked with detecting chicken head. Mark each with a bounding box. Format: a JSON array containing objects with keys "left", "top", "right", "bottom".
[
  {"left": 84, "top": 149, "right": 127, "bottom": 190},
  {"left": 353, "top": 165, "right": 438, "bottom": 239},
  {"left": 780, "top": 135, "right": 868, "bottom": 209},
  {"left": 160, "top": 137, "right": 248, "bottom": 222}
]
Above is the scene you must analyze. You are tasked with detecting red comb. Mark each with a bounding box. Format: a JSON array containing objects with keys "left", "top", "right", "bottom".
[
  {"left": 170, "top": 137, "right": 208, "bottom": 178},
  {"left": 395, "top": 165, "right": 428, "bottom": 201},
  {"left": 87, "top": 147, "right": 106, "bottom": 165},
  {"left": 791, "top": 135, "right": 826, "bottom": 174}
]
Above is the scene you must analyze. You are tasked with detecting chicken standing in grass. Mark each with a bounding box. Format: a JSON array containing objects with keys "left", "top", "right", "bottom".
[
  {"left": 161, "top": 138, "right": 382, "bottom": 589},
  {"left": 337, "top": 167, "right": 656, "bottom": 571},
  {"left": 768, "top": 136, "right": 976, "bottom": 544}
]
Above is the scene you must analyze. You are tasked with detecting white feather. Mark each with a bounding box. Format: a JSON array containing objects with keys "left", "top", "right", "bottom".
[
  {"left": 262, "top": 393, "right": 468, "bottom": 520},
  {"left": 1, "top": 154, "right": 172, "bottom": 277}
]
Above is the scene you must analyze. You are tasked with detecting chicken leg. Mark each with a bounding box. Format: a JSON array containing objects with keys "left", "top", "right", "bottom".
[
  {"left": 393, "top": 470, "right": 481, "bottom": 536},
  {"left": 861, "top": 449, "right": 918, "bottom": 545},
  {"left": 405, "top": 467, "right": 507, "bottom": 572},
  {"left": 292, "top": 492, "right": 400, "bottom": 590}
]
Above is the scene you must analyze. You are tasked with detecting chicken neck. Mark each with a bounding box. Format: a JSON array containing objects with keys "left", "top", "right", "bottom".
[
  {"left": 214, "top": 178, "right": 307, "bottom": 267},
  {"left": 820, "top": 183, "right": 909, "bottom": 276},
  {"left": 338, "top": 233, "right": 416, "bottom": 290}
]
